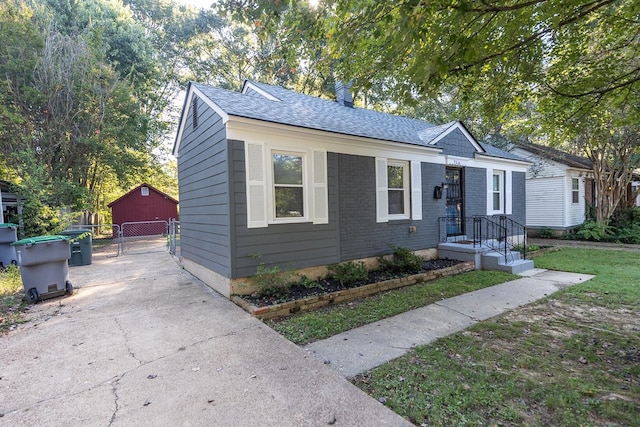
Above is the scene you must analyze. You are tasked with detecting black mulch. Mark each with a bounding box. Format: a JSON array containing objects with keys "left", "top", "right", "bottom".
[{"left": 241, "top": 259, "right": 464, "bottom": 307}]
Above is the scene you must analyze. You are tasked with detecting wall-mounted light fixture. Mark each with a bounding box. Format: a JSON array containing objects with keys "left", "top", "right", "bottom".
[{"left": 433, "top": 186, "right": 443, "bottom": 199}]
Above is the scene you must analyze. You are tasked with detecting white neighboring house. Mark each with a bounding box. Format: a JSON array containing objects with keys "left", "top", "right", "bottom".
[{"left": 508, "top": 142, "right": 594, "bottom": 235}]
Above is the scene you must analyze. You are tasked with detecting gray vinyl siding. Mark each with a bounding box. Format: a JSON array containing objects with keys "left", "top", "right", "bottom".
[
  {"left": 176, "top": 97, "right": 232, "bottom": 277},
  {"left": 511, "top": 171, "right": 526, "bottom": 225},
  {"left": 243, "top": 87, "right": 266, "bottom": 99},
  {"left": 338, "top": 155, "right": 445, "bottom": 261},
  {"left": 230, "top": 141, "right": 340, "bottom": 278},
  {"left": 438, "top": 129, "right": 476, "bottom": 158}
]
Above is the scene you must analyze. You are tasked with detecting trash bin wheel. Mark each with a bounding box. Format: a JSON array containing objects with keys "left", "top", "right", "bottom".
[
  {"left": 27, "top": 288, "right": 38, "bottom": 304},
  {"left": 65, "top": 280, "right": 73, "bottom": 295}
]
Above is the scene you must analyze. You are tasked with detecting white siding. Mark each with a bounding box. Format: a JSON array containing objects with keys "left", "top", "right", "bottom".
[
  {"left": 566, "top": 174, "right": 586, "bottom": 227},
  {"left": 510, "top": 147, "right": 567, "bottom": 179},
  {"left": 525, "top": 176, "right": 565, "bottom": 228}
]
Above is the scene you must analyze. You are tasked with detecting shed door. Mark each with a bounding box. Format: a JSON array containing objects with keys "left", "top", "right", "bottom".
[{"left": 445, "top": 168, "right": 464, "bottom": 236}]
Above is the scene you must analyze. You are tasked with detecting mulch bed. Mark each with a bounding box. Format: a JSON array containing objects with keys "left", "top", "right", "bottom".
[{"left": 241, "top": 259, "right": 463, "bottom": 307}]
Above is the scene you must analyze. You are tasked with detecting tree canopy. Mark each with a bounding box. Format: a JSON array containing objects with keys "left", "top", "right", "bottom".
[{"left": 1, "top": 0, "right": 638, "bottom": 233}]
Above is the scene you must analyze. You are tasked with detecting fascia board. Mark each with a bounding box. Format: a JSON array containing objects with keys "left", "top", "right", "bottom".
[{"left": 226, "top": 116, "right": 444, "bottom": 160}]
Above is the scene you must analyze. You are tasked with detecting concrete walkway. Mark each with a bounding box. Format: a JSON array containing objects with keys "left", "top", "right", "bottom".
[
  {"left": 0, "top": 251, "right": 411, "bottom": 426},
  {"left": 305, "top": 269, "right": 594, "bottom": 378}
]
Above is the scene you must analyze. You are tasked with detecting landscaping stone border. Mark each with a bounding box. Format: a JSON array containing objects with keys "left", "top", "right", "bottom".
[{"left": 231, "top": 261, "right": 475, "bottom": 320}]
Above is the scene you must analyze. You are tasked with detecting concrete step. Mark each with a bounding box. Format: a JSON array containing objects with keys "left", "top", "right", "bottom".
[{"left": 481, "top": 251, "right": 534, "bottom": 274}]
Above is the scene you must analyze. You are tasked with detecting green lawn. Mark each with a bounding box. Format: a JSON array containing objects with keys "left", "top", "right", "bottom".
[
  {"left": 267, "top": 270, "right": 516, "bottom": 344},
  {"left": 351, "top": 248, "right": 640, "bottom": 426}
]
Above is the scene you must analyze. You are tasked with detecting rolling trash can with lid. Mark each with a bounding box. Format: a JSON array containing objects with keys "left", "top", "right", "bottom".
[
  {"left": 60, "top": 229, "right": 92, "bottom": 266},
  {"left": 0, "top": 223, "right": 18, "bottom": 268},
  {"left": 11, "top": 235, "right": 73, "bottom": 303}
]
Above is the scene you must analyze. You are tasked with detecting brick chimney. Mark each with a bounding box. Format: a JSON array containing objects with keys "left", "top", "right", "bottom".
[{"left": 335, "top": 81, "right": 353, "bottom": 108}]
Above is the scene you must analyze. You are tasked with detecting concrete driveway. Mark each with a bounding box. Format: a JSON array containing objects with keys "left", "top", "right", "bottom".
[{"left": 1, "top": 250, "right": 410, "bottom": 426}]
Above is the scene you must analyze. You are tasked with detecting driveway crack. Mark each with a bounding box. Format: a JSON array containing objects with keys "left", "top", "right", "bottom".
[
  {"left": 114, "top": 317, "right": 142, "bottom": 365},
  {"left": 108, "top": 375, "right": 122, "bottom": 427}
]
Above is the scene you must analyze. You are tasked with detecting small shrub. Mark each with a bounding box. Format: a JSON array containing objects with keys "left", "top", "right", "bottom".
[
  {"left": 574, "top": 221, "right": 614, "bottom": 241},
  {"left": 378, "top": 246, "right": 423, "bottom": 274},
  {"left": 328, "top": 261, "right": 369, "bottom": 287},
  {"left": 250, "top": 256, "right": 297, "bottom": 299},
  {"left": 299, "top": 275, "right": 323, "bottom": 290},
  {"left": 612, "top": 223, "right": 640, "bottom": 244},
  {"left": 538, "top": 227, "right": 554, "bottom": 239}
]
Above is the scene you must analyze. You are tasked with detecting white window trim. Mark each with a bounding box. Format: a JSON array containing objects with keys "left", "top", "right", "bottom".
[
  {"left": 245, "top": 141, "right": 328, "bottom": 228},
  {"left": 571, "top": 178, "right": 580, "bottom": 204},
  {"left": 269, "top": 149, "right": 309, "bottom": 224},
  {"left": 141, "top": 186, "right": 149, "bottom": 196},
  {"left": 493, "top": 171, "right": 504, "bottom": 212},
  {"left": 387, "top": 160, "right": 411, "bottom": 220},
  {"left": 376, "top": 158, "right": 421, "bottom": 222},
  {"left": 486, "top": 169, "right": 513, "bottom": 215}
]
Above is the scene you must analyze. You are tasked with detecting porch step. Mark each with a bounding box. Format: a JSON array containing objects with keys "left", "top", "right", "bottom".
[
  {"left": 437, "top": 243, "right": 535, "bottom": 274},
  {"left": 481, "top": 251, "right": 534, "bottom": 274}
]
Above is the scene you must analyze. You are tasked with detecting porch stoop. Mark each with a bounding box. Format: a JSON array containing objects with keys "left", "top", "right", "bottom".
[
  {"left": 480, "top": 251, "right": 534, "bottom": 274},
  {"left": 437, "top": 242, "right": 534, "bottom": 274}
]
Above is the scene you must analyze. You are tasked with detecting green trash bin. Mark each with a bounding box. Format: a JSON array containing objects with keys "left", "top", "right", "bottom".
[
  {"left": 60, "top": 229, "right": 92, "bottom": 266},
  {"left": 11, "top": 235, "right": 73, "bottom": 303},
  {"left": 0, "top": 223, "right": 18, "bottom": 268}
]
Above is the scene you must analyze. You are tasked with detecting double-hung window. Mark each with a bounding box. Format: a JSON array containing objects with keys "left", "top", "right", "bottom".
[
  {"left": 376, "top": 158, "right": 422, "bottom": 223},
  {"left": 492, "top": 171, "right": 504, "bottom": 212},
  {"left": 572, "top": 178, "right": 579, "bottom": 204},
  {"left": 387, "top": 161, "right": 410, "bottom": 219},
  {"left": 487, "top": 168, "right": 512, "bottom": 215},
  {"left": 244, "top": 141, "right": 328, "bottom": 228},
  {"left": 273, "top": 152, "right": 305, "bottom": 219}
]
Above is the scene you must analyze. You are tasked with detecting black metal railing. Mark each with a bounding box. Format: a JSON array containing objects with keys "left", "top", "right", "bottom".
[
  {"left": 492, "top": 215, "right": 528, "bottom": 260},
  {"left": 438, "top": 215, "right": 528, "bottom": 264}
]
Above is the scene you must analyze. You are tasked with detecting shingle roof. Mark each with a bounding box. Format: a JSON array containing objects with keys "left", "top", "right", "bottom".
[
  {"left": 479, "top": 142, "right": 528, "bottom": 162},
  {"left": 107, "top": 183, "right": 178, "bottom": 207},
  {"left": 512, "top": 141, "right": 592, "bottom": 169},
  {"left": 190, "top": 80, "right": 525, "bottom": 162}
]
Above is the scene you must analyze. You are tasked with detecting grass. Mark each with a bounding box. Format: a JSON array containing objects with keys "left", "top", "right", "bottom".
[
  {"left": 0, "top": 265, "right": 28, "bottom": 334},
  {"left": 350, "top": 248, "right": 640, "bottom": 426},
  {"left": 266, "top": 270, "right": 516, "bottom": 344}
]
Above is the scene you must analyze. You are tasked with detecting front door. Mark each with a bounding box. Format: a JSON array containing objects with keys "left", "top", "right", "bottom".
[{"left": 445, "top": 168, "right": 463, "bottom": 236}]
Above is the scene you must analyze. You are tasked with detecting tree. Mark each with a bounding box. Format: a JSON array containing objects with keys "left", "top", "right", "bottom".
[
  {"left": 223, "top": 0, "right": 639, "bottom": 225},
  {"left": 0, "top": 0, "right": 168, "bottom": 233}
]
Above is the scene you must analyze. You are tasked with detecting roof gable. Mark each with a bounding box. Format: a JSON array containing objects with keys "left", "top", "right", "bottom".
[{"left": 108, "top": 183, "right": 178, "bottom": 207}]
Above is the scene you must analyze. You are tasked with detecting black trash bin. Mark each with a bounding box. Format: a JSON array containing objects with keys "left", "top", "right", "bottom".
[
  {"left": 11, "top": 235, "right": 73, "bottom": 303},
  {"left": 0, "top": 223, "right": 18, "bottom": 268},
  {"left": 60, "top": 229, "right": 92, "bottom": 266}
]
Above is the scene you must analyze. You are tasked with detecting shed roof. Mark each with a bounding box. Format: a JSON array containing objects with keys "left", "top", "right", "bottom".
[
  {"left": 108, "top": 183, "right": 178, "bottom": 208},
  {"left": 176, "top": 80, "right": 525, "bottom": 163}
]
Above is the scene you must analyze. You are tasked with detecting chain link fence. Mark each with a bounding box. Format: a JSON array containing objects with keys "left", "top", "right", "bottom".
[
  {"left": 120, "top": 220, "right": 169, "bottom": 255},
  {"left": 66, "top": 224, "right": 121, "bottom": 258},
  {"left": 168, "top": 219, "right": 180, "bottom": 257}
]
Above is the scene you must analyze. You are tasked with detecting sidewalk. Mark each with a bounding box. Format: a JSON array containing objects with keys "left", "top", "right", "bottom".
[{"left": 304, "top": 269, "right": 594, "bottom": 378}]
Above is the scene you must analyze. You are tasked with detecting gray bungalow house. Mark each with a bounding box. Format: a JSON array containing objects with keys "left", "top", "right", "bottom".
[{"left": 172, "top": 80, "right": 530, "bottom": 297}]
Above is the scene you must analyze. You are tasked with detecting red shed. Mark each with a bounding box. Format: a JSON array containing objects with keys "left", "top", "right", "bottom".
[{"left": 108, "top": 184, "right": 179, "bottom": 236}]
